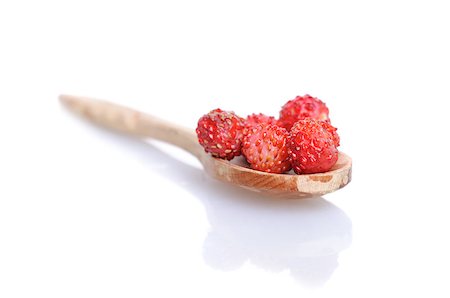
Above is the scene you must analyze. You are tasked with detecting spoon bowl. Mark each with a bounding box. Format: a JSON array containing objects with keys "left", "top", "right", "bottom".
[{"left": 59, "top": 94, "right": 352, "bottom": 198}]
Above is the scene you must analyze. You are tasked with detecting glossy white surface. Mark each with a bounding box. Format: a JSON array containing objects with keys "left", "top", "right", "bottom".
[{"left": 1, "top": 0, "right": 449, "bottom": 297}]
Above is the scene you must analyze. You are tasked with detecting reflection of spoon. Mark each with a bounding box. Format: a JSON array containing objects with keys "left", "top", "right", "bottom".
[
  {"left": 59, "top": 113, "right": 352, "bottom": 287},
  {"left": 60, "top": 94, "right": 352, "bottom": 198},
  {"left": 202, "top": 196, "right": 352, "bottom": 287}
]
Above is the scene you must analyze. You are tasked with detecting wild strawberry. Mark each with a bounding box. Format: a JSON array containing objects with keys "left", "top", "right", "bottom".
[
  {"left": 196, "top": 108, "right": 244, "bottom": 160},
  {"left": 243, "top": 113, "right": 277, "bottom": 135},
  {"left": 242, "top": 124, "right": 291, "bottom": 173},
  {"left": 319, "top": 121, "right": 340, "bottom": 147},
  {"left": 245, "top": 113, "right": 277, "bottom": 128},
  {"left": 289, "top": 119, "right": 338, "bottom": 174},
  {"left": 278, "top": 94, "right": 330, "bottom": 130}
]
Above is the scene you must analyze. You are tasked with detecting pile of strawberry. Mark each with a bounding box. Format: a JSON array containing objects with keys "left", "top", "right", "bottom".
[{"left": 196, "top": 95, "right": 340, "bottom": 174}]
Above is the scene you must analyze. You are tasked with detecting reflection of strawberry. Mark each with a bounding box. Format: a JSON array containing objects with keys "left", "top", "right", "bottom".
[
  {"left": 289, "top": 119, "right": 338, "bottom": 174},
  {"left": 196, "top": 109, "right": 244, "bottom": 160},
  {"left": 279, "top": 95, "right": 330, "bottom": 130},
  {"left": 242, "top": 124, "right": 291, "bottom": 173}
]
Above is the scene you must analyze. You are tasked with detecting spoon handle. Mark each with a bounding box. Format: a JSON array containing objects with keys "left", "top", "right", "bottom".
[{"left": 59, "top": 94, "right": 202, "bottom": 158}]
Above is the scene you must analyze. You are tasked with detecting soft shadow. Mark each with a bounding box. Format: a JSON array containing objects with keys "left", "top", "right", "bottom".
[{"left": 68, "top": 120, "right": 352, "bottom": 287}]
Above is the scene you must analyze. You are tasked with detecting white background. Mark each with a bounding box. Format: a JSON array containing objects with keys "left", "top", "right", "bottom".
[{"left": 1, "top": 0, "right": 449, "bottom": 297}]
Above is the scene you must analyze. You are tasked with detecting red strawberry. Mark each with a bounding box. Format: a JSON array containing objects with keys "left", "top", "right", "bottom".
[
  {"left": 289, "top": 119, "right": 338, "bottom": 174},
  {"left": 244, "top": 113, "right": 277, "bottom": 135},
  {"left": 245, "top": 113, "right": 277, "bottom": 128},
  {"left": 242, "top": 124, "right": 291, "bottom": 173},
  {"left": 319, "top": 121, "right": 340, "bottom": 147},
  {"left": 278, "top": 94, "right": 330, "bottom": 130},
  {"left": 196, "top": 108, "right": 244, "bottom": 160}
]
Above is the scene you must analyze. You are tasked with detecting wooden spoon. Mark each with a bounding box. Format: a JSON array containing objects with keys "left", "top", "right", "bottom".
[{"left": 59, "top": 94, "right": 352, "bottom": 198}]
